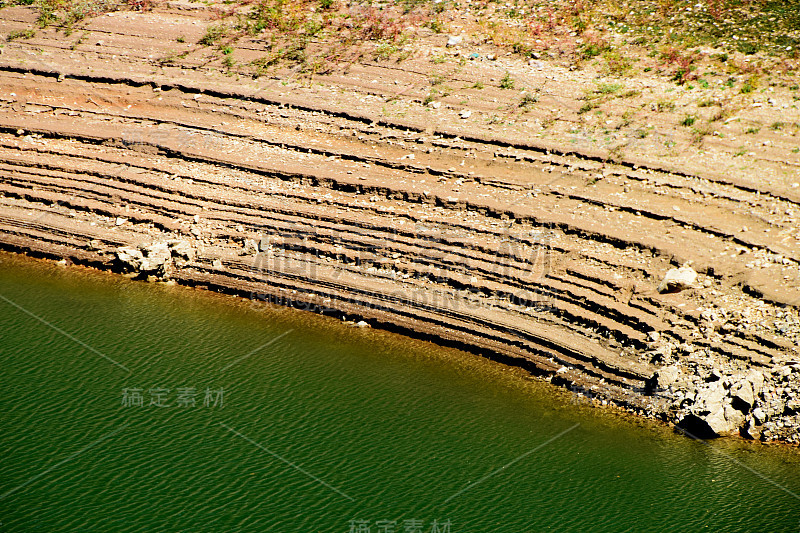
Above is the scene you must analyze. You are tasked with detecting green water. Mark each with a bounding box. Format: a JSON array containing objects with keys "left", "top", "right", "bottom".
[{"left": 1, "top": 252, "right": 799, "bottom": 532}]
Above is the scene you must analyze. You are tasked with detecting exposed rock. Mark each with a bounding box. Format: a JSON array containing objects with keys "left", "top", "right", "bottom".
[
  {"left": 446, "top": 35, "right": 462, "bottom": 47},
  {"left": 724, "top": 403, "right": 746, "bottom": 428},
  {"left": 116, "top": 247, "right": 144, "bottom": 270},
  {"left": 140, "top": 242, "right": 171, "bottom": 273},
  {"left": 258, "top": 235, "right": 272, "bottom": 252},
  {"left": 693, "top": 380, "right": 727, "bottom": 413},
  {"left": 730, "top": 379, "right": 755, "bottom": 411},
  {"left": 707, "top": 405, "right": 735, "bottom": 435},
  {"left": 648, "top": 365, "right": 680, "bottom": 391},
  {"left": 785, "top": 399, "right": 800, "bottom": 415},
  {"left": 677, "top": 412, "right": 723, "bottom": 438},
  {"left": 678, "top": 406, "right": 742, "bottom": 438},
  {"left": 168, "top": 240, "right": 194, "bottom": 261},
  {"left": 741, "top": 418, "right": 760, "bottom": 440},
  {"left": 677, "top": 380, "right": 745, "bottom": 437},
  {"left": 648, "top": 342, "right": 674, "bottom": 364},
  {"left": 657, "top": 265, "right": 698, "bottom": 293},
  {"left": 240, "top": 238, "right": 259, "bottom": 256},
  {"left": 115, "top": 240, "right": 195, "bottom": 277},
  {"left": 745, "top": 369, "right": 764, "bottom": 395}
]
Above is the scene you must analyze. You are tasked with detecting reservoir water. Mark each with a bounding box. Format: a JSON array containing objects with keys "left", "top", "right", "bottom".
[{"left": 1, "top": 252, "right": 799, "bottom": 532}]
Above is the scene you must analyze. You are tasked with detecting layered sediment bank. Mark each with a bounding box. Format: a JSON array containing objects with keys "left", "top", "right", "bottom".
[{"left": 1, "top": 4, "right": 799, "bottom": 443}]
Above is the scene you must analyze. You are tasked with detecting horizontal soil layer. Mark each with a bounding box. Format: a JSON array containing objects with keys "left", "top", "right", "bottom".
[{"left": 1, "top": 3, "right": 799, "bottom": 443}]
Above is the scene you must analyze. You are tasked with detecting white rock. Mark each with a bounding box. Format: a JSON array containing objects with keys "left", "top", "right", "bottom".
[
  {"left": 138, "top": 242, "right": 171, "bottom": 273},
  {"left": 446, "top": 35, "right": 462, "bottom": 47},
  {"left": 143, "top": 242, "right": 171, "bottom": 263},
  {"left": 730, "top": 379, "right": 754, "bottom": 409},
  {"left": 116, "top": 247, "right": 144, "bottom": 270},
  {"left": 745, "top": 369, "right": 764, "bottom": 395},
  {"left": 168, "top": 240, "right": 194, "bottom": 261},
  {"left": 657, "top": 265, "right": 698, "bottom": 293},
  {"left": 652, "top": 365, "right": 680, "bottom": 389}
]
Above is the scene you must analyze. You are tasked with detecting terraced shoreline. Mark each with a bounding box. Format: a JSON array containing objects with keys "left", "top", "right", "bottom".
[{"left": 1, "top": 3, "right": 800, "bottom": 443}]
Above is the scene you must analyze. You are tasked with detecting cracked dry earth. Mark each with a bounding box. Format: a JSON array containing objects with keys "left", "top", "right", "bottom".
[{"left": 1, "top": 5, "right": 800, "bottom": 443}]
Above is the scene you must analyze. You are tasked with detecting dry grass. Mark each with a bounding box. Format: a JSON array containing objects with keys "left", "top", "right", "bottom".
[{"left": 10, "top": 0, "right": 800, "bottom": 90}]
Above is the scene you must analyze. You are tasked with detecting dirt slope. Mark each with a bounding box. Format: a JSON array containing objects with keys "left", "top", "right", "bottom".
[{"left": 1, "top": 2, "right": 799, "bottom": 443}]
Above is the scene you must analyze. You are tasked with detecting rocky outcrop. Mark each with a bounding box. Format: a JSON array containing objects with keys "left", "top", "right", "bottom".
[
  {"left": 676, "top": 380, "right": 746, "bottom": 438},
  {"left": 115, "top": 241, "right": 195, "bottom": 278},
  {"left": 647, "top": 362, "right": 800, "bottom": 441}
]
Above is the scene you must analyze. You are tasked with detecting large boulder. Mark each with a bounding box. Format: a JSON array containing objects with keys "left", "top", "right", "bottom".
[
  {"left": 139, "top": 242, "right": 171, "bottom": 273},
  {"left": 678, "top": 406, "right": 743, "bottom": 438},
  {"left": 677, "top": 381, "right": 743, "bottom": 437},
  {"left": 728, "top": 369, "right": 765, "bottom": 412},
  {"left": 693, "top": 380, "right": 727, "bottom": 413},
  {"left": 730, "top": 379, "right": 755, "bottom": 411},
  {"left": 724, "top": 404, "right": 746, "bottom": 428},
  {"left": 116, "top": 247, "right": 144, "bottom": 271},
  {"left": 657, "top": 265, "right": 698, "bottom": 293},
  {"left": 676, "top": 373, "right": 765, "bottom": 438},
  {"left": 745, "top": 369, "right": 764, "bottom": 396}
]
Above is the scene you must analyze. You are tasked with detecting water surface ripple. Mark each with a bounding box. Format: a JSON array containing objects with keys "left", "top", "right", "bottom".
[{"left": 1, "top": 254, "right": 799, "bottom": 532}]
